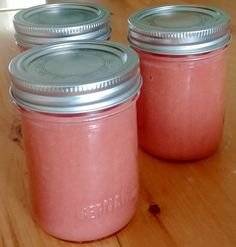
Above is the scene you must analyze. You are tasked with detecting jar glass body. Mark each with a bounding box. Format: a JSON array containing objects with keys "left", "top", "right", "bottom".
[
  {"left": 135, "top": 47, "right": 227, "bottom": 160},
  {"left": 17, "top": 97, "right": 138, "bottom": 242}
]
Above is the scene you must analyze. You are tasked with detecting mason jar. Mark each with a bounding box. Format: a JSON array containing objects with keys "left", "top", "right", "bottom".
[
  {"left": 9, "top": 41, "right": 142, "bottom": 242},
  {"left": 13, "top": 3, "right": 111, "bottom": 50},
  {"left": 128, "top": 5, "right": 231, "bottom": 160}
]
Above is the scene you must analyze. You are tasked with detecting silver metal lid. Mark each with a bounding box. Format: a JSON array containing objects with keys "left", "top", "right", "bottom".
[
  {"left": 9, "top": 41, "right": 142, "bottom": 114},
  {"left": 128, "top": 5, "right": 231, "bottom": 55},
  {"left": 13, "top": 3, "right": 111, "bottom": 48}
]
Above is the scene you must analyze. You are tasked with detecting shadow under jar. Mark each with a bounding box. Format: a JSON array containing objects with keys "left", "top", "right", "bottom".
[
  {"left": 8, "top": 41, "right": 142, "bottom": 242},
  {"left": 13, "top": 2, "right": 111, "bottom": 50},
  {"left": 128, "top": 5, "right": 231, "bottom": 160}
]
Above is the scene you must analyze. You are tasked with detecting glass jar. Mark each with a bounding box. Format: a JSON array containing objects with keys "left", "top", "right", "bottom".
[
  {"left": 9, "top": 41, "right": 142, "bottom": 242},
  {"left": 13, "top": 3, "right": 111, "bottom": 50},
  {"left": 128, "top": 5, "right": 231, "bottom": 160}
]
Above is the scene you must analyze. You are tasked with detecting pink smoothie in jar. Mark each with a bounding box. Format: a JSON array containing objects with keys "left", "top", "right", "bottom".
[
  {"left": 13, "top": 3, "right": 111, "bottom": 50},
  {"left": 128, "top": 5, "right": 231, "bottom": 160},
  {"left": 9, "top": 41, "right": 142, "bottom": 242}
]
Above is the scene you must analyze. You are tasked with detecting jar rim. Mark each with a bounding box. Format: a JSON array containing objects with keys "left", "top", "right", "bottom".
[{"left": 16, "top": 94, "right": 139, "bottom": 123}]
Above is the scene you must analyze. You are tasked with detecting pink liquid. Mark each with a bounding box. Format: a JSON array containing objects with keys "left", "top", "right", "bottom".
[
  {"left": 136, "top": 48, "right": 227, "bottom": 160},
  {"left": 18, "top": 98, "right": 138, "bottom": 242},
  {"left": 18, "top": 45, "right": 28, "bottom": 52}
]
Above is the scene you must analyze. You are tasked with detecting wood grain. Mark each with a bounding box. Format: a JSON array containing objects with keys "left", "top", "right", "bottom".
[{"left": 0, "top": 1, "right": 236, "bottom": 246}]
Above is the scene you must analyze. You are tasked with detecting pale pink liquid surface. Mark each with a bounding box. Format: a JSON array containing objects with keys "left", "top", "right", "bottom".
[
  {"left": 136, "top": 48, "right": 227, "bottom": 160},
  {"left": 18, "top": 45, "right": 28, "bottom": 52},
  {"left": 19, "top": 99, "right": 138, "bottom": 242}
]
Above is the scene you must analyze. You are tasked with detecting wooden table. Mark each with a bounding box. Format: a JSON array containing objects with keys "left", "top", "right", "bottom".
[{"left": 0, "top": 0, "right": 236, "bottom": 246}]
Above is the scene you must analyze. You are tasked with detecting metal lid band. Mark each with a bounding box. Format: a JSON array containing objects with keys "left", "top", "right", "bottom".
[
  {"left": 9, "top": 41, "right": 142, "bottom": 114},
  {"left": 14, "top": 3, "right": 111, "bottom": 47},
  {"left": 128, "top": 5, "right": 231, "bottom": 55}
]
